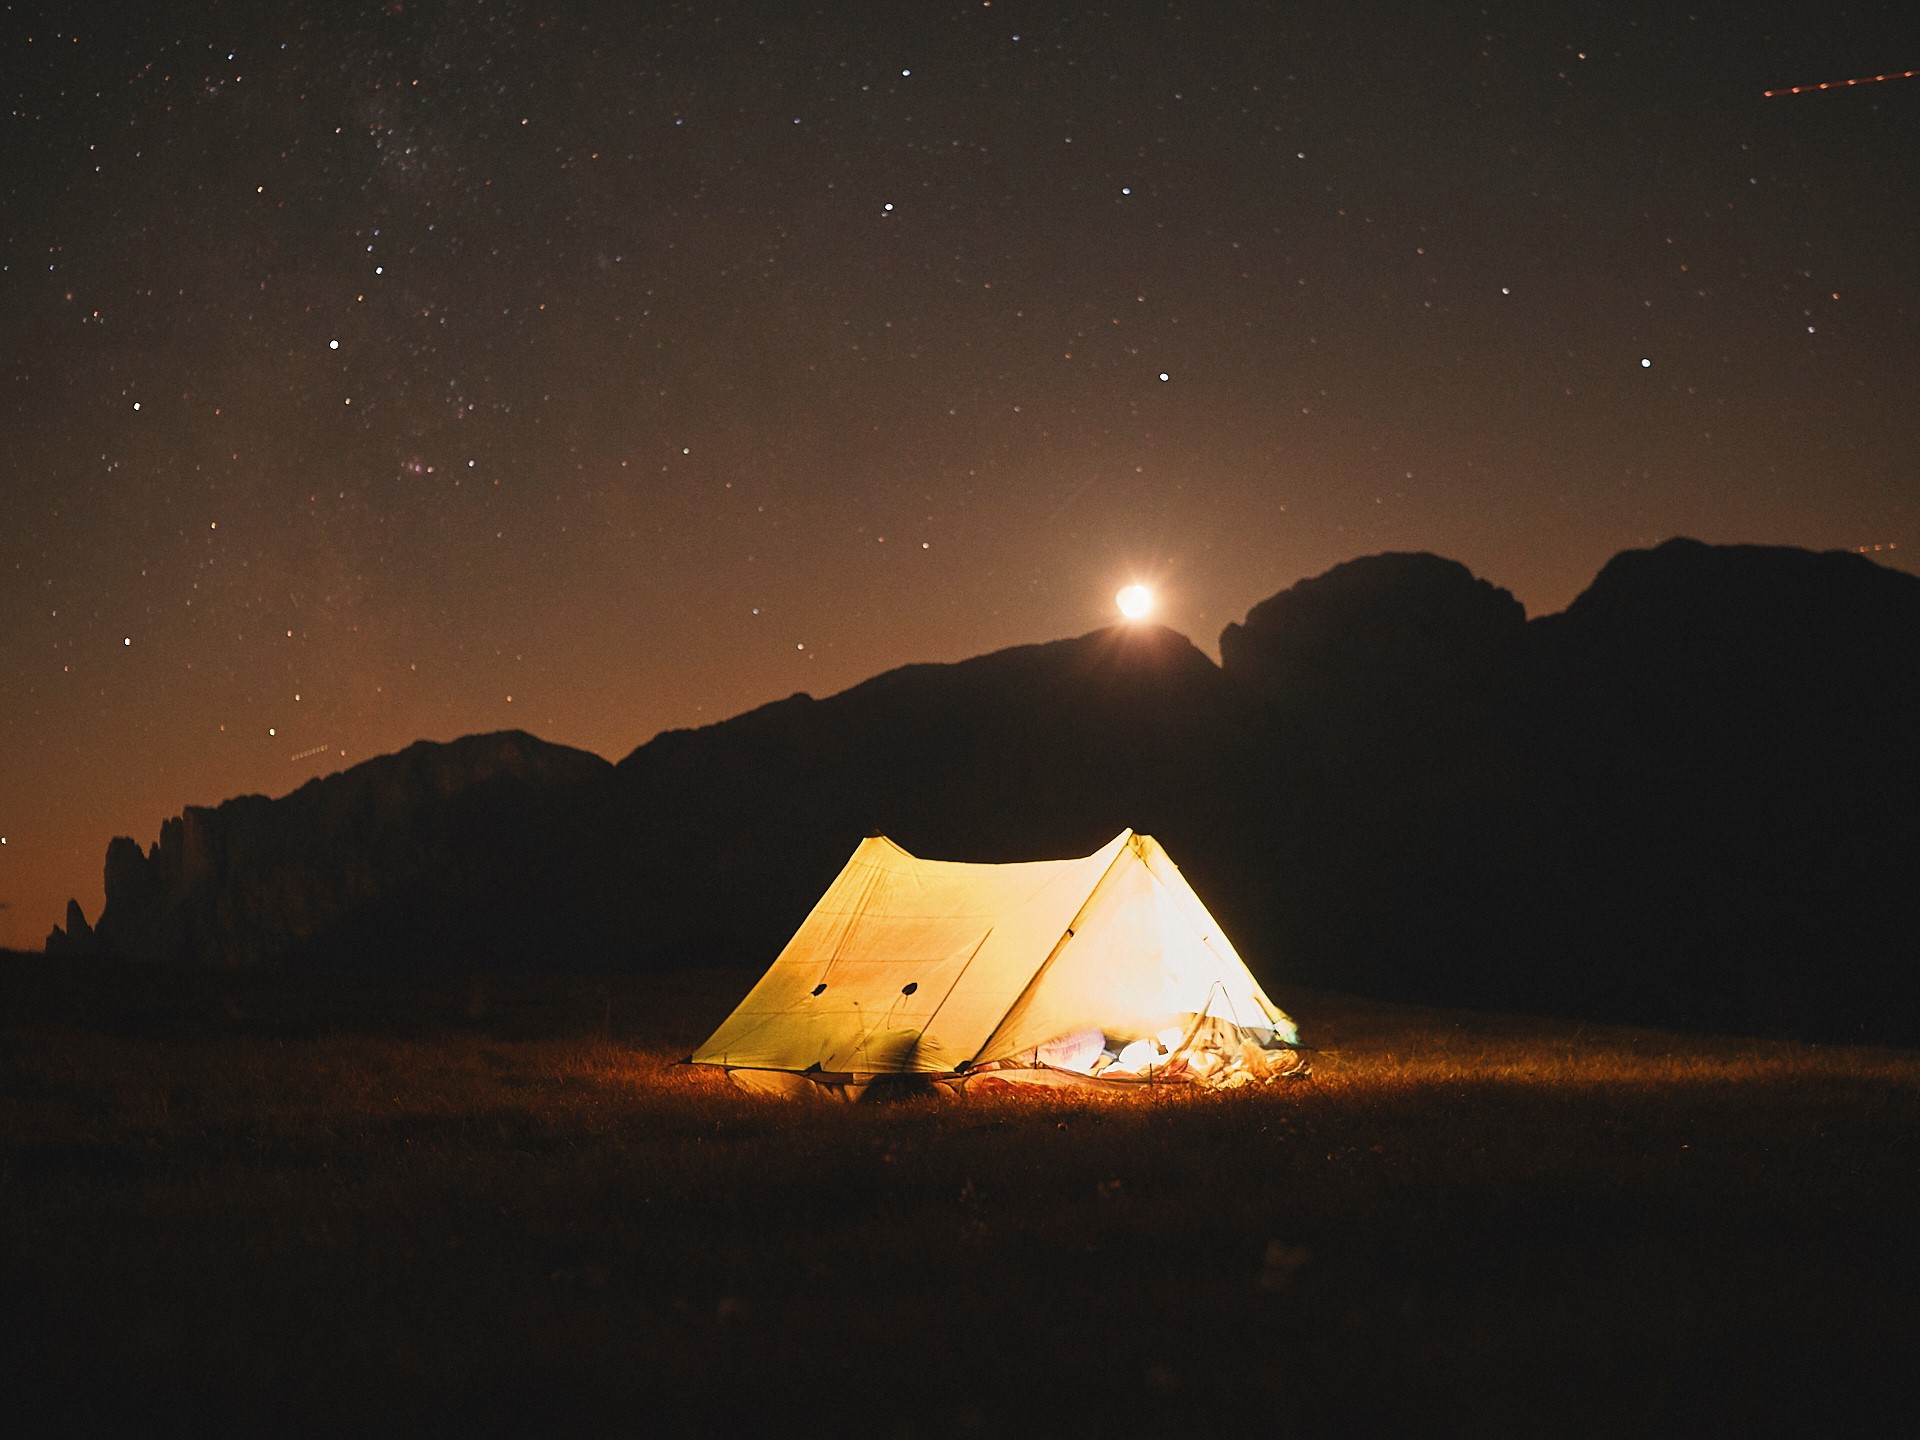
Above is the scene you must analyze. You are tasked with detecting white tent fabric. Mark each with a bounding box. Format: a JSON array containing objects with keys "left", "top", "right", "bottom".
[{"left": 691, "top": 830, "right": 1302, "bottom": 1092}]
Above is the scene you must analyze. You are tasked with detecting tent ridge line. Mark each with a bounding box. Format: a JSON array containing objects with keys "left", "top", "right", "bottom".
[{"left": 966, "top": 828, "right": 1137, "bottom": 1068}]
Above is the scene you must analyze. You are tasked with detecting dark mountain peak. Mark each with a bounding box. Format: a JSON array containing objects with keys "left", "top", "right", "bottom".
[
  {"left": 77, "top": 728, "right": 612, "bottom": 968},
  {"left": 1555, "top": 536, "right": 1919, "bottom": 633},
  {"left": 1219, "top": 551, "right": 1525, "bottom": 697},
  {"left": 44, "top": 898, "right": 95, "bottom": 955},
  {"left": 607, "top": 616, "right": 1232, "bottom": 912},
  {"left": 1533, "top": 539, "right": 1920, "bottom": 711},
  {"left": 620, "top": 623, "right": 1217, "bottom": 770},
  {"left": 841, "top": 622, "right": 1217, "bottom": 700},
  {"left": 292, "top": 728, "right": 610, "bottom": 804}
]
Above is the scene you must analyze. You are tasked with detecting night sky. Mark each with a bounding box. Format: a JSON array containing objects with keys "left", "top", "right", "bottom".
[{"left": 4, "top": 0, "right": 1916, "bottom": 946}]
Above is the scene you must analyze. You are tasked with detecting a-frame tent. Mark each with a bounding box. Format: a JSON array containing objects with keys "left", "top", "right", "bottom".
[{"left": 691, "top": 829, "right": 1304, "bottom": 1095}]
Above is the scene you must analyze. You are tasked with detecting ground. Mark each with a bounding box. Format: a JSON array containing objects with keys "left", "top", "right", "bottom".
[{"left": 2, "top": 957, "right": 1916, "bottom": 1435}]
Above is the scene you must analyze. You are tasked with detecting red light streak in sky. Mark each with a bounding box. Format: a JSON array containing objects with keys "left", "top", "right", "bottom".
[{"left": 1763, "top": 69, "right": 1917, "bottom": 98}]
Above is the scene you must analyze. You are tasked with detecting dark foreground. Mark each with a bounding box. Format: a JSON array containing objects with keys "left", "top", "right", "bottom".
[{"left": 3, "top": 958, "right": 1916, "bottom": 1435}]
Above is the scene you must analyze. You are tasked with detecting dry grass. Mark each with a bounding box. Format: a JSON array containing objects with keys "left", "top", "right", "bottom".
[{"left": 2, "top": 960, "right": 1916, "bottom": 1435}]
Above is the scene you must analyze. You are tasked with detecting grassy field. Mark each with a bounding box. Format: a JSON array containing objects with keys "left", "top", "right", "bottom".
[{"left": 3, "top": 956, "right": 1917, "bottom": 1435}]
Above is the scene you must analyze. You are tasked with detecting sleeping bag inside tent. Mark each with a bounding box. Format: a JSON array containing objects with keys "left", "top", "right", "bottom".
[{"left": 691, "top": 829, "right": 1306, "bottom": 1096}]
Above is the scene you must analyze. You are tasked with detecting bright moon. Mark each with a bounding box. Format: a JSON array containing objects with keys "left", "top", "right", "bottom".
[{"left": 1116, "top": 583, "right": 1154, "bottom": 620}]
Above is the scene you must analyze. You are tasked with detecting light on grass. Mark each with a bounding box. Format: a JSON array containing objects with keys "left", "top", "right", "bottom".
[{"left": 1116, "top": 583, "right": 1154, "bottom": 620}]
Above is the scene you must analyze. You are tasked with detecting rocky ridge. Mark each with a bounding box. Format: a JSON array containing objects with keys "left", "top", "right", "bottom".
[{"left": 48, "top": 539, "right": 1920, "bottom": 1041}]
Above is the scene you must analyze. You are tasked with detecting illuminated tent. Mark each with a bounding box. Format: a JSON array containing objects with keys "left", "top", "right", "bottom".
[{"left": 692, "top": 830, "right": 1304, "bottom": 1096}]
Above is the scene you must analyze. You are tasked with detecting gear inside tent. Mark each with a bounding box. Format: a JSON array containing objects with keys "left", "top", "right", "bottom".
[{"left": 691, "top": 830, "right": 1307, "bottom": 1097}]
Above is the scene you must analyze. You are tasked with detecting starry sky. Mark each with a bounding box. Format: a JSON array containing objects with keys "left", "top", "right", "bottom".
[{"left": 3, "top": 0, "right": 1917, "bottom": 946}]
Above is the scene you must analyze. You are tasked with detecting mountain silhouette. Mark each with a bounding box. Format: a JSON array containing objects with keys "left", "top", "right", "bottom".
[
  {"left": 1513, "top": 540, "right": 1920, "bottom": 1034},
  {"left": 48, "top": 539, "right": 1920, "bottom": 1042},
  {"left": 54, "top": 731, "right": 610, "bottom": 969}
]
